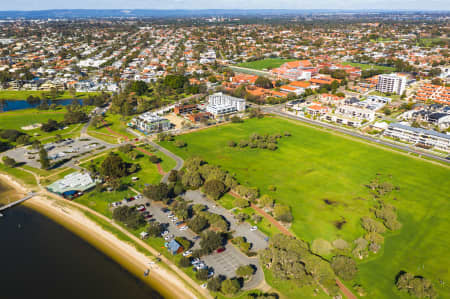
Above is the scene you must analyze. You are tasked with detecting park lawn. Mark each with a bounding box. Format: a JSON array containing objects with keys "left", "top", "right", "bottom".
[
  {"left": 0, "top": 108, "right": 66, "bottom": 129},
  {"left": 86, "top": 130, "right": 120, "bottom": 144},
  {"left": 88, "top": 113, "right": 135, "bottom": 141},
  {"left": 159, "top": 117, "right": 450, "bottom": 299},
  {"left": 237, "top": 58, "right": 296, "bottom": 70},
  {"left": 0, "top": 164, "right": 37, "bottom": 188},
  {"left": 0, "top": 90, "right": 101, "bottom": 100},
  {"left": 341, "top": 62, "right": 395, "bottom": 71},
  {"left": 75, "top": 188, "right": 136, "bottom": 218},
  {"left": 79, "top": 148, "right": 166, "bottom": 192}
]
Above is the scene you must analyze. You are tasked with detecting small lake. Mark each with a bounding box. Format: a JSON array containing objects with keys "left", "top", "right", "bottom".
[{"left": 0, "top": 99, "right": 84, "bottom": 112}]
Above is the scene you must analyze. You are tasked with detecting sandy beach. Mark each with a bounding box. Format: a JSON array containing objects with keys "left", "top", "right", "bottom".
[{"left": 0, "top": 173, "right": 203, "bottom": 299}]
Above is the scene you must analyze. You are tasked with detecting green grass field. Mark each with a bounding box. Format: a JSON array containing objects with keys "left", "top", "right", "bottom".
[
  {"left": 0, "top": 107, "right": 93, "bottom": 144},
  {"left": 237, "top": 58, "right": 296, "bottom": 70},
  {"left": 342, "top": 62, "right": 395, "bottom": 71},
  {"left": 159, "top": 117, "right": 450, "bottom": 299},
  {"left": 0, "top": 90, "right": 101, "bottom": 100},
  {"left": 87, "top": 113, "right": 135, "bottom": 143}
]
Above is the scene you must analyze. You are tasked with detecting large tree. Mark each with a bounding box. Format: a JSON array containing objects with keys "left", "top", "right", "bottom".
[{"left": 100, "top": 153, "right": 128, "bottom": 179}]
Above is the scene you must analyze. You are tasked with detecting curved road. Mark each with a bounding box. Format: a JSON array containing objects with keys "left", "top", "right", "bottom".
[{"left": 264, "top": 107, "right": 450, "bottom": 165}]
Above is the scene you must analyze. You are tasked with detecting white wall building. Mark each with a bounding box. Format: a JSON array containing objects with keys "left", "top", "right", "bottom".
[
  {"left": 131, "top": 112, "right": 171, "bottom": 133},
  {"left": 206, "top": 92, "right": 246, "bottom": 116},
  {"left": 384, "top": 123, "right": 450, "bottom": 152},
  {"left": 323, "top": 105, "right": 375, "bottom": 127},
  {"left": 376, "top": 74, "right": 407, "bottom": 95}
]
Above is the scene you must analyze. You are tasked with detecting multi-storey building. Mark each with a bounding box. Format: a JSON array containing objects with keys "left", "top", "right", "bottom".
[
  {"left": 206, "top": 92, "right": 246, "bottom": 116},
  {"left": 384, "top": 123, "right": 450, "bottom": 152},
  {"left": 131, "top": 112, "right": 171, "bottom": 133},
  {"left": 376, "top": 74, "right": 406, "bottom": 95}
]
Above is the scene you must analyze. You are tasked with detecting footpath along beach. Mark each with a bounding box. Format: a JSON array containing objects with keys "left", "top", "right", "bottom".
[{"left": 0, "top": 173, "right": 203, "bottom": 299}]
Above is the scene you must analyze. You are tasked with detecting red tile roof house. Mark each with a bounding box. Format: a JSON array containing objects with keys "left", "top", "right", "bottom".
[
  {"left": 306, "top": 104, "right": 331, "bottom": 117},
  {"left": 270, "top": 60, "right": 316, "bottom": 81},
  {"left": 320, "top": 93, "right": 345, "bottom": 105}
]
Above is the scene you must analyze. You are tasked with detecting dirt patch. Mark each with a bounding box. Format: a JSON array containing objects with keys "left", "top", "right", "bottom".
[
  {"left": 323, "top": 199, "right": 338, "bottom": 206},
  {"left": 334, "top": 219, "right": 347, "bottom": 230}
]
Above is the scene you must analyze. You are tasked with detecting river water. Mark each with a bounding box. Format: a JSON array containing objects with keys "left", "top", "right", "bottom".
[
  {"left": 0, "top": 182, "right": 164, "bottom": 299},
  {"left": 0, "top": 99, "right": 83, "bottom": 112}
]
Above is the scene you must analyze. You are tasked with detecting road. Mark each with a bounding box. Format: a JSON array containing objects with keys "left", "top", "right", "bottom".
[{"left": 264, "top": 106, "right": 450, "bottom": 165}]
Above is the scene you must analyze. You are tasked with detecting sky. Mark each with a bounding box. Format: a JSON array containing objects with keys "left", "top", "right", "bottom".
[{"left": 1, "top": 0, "right": 449, "bottom": 11}]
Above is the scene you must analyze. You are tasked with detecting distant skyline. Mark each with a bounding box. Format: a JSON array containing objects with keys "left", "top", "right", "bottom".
[{"left": 1, "top": 1, "right": 449, "bottom": 11}]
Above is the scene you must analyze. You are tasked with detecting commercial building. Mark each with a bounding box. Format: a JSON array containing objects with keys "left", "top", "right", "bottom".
[
  {"left": 376, "top": 74, "right": 406, "bottom": 95},
  {"left": 47, "top": 172, "right": 97, "bottom": 197},
  {"left": 131, "top": 112, "right": 171, "bottom": 133},
  {"left": 384, "top": 123, "right": 450, "bottom": 152},
  {"left": 206, "top": 92, "right": 245, "bottom": 116},
  {"left": 174, "top": 104, "right": 197, "bottom": 115}
]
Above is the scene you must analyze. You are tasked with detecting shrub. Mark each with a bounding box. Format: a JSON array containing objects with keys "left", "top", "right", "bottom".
[
  {"left": 178, "top": 256, "right": 191, "bottom": 268},
  {"left": 259, "top": 194, "right": 274, "bottom": 208},
  {"left": 230, "top": 116, "right": 243, "bottom": 123},
  {"left": 311, "top": 239, "right": 334, "bottom": 256},
  {"left": 147, "top": 222, "right": 163, "bottom": 237},
  {"left": 207, "top": 276, "right": 222, "bottom": 292},
  {"left": 221, "top": 279, "right": 241, "bottom": 295},
  {"left": 174, "top": 139, "right": 187, "bottom": 148},
  {"left": 203, "top": 179, "right": 227, "bottom": 200},
  {"left": 331, "top": 255, "right": 358, "bottom": 281},
  {"left": 228, "top": 140, "right": 237, "bottom": 147},
  {"left": 196, "top": 268, "right": 209, "bottom": 281},
  {"left": 149, "top": 155, "right": 162, "bottom": 164},
  {"left": 274, "top": 204, "right": 293, "bottom": 223},
  {"left": 239, "top": 139, "right": 249, "bottom": 148},
  {"left": 360, "top": 217, "right": 386, "bottom": 233},
  {"left": 233, "top": 197, "right": 250, "bottom": 208},
  {"left": 2, "top": 156, "right": 16, "bottom": 167},
  {"left": 236, "top": 265, "right": 254, "bottom": 278},
  {"left": 396, "top": 272, "right": 437, "bottom": 299}
]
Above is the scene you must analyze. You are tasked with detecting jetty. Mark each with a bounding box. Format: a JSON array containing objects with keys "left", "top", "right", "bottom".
[{"left": 0, "top": 193, "right": 36, "bottom": 212}]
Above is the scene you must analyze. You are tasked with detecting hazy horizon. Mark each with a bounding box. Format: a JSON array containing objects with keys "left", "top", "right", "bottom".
[{"left": 1, "top": 0, "right": 449, "bottom": 11}]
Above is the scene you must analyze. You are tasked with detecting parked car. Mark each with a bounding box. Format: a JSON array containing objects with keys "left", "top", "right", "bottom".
[
  {"left": 250, "top": 226, "right": 258, "bottom": 231},
  {"left": 168, "top": 213, "right": 175, "bottom": 218},
  {"left": 179, "top": 226, "right": 188, "bottom": 231},
  {"left": 162, "top": 230, "right": 169, "bottom": 236},
  {"left": 182, "top": 250, "right": 192, "bottom": 257},
  {"left": 216, "top": 247, "right": 225, "bottom": 253},
  {"left": 144, "top": 214, "right": 152, "bottom": 219}
]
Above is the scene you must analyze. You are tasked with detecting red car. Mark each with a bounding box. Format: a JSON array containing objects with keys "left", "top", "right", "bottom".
[{"left": 216, "top": 247, "right": 225, "bottom": 253}]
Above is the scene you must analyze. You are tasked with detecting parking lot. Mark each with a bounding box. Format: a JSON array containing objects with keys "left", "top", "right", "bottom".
[
  {"left": 5, "top": 136, "right": 114, "bottom": 169},
  {"left": 184, "top": 190, "right": 269, "bottom": 251},
  {"left": 112, "top": 190, "right": 266, "bottom": 288}
]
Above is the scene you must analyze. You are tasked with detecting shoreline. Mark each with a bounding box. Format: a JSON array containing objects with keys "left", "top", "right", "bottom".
[{"left": 0, "top": 173, "right": 200, "bottom": 299}]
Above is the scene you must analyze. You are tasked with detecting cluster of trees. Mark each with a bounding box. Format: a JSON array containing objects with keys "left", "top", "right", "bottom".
[
  {"left": 373, "top": 201, "right": 402, "bottom": 231},
  {"left": 112, "top": 206, "right": 145, "bottom": 229},
  {"left": 2, "top": 156, "right": 17, "bottom": 167},
  {"left": 259, "top": 234, "right": 339, "bottom": 296},
  {"left": 98, "top": 152, "right": 139, "bottom": 187},
  {"left": 64, "top": 103, "right": 89, "bottom": 125},
  {"left": 330, "top": 255, "right": 358, "bottom": 281},
  {"left": 41, "top": 119, "right": 60, "bottom": 132},
  {"left": 0, "top": 129, "right": 27, "bottom": 144},
  {"left": 229, "top": 132, "right": 291, "bottom": 151},
  {"left": 180, "top": 157, "right": 237, "bottom": 199},
  {"left": 207, "top": 276, "right": 242, "bottom": 295},
  {"left": 232, "top": 236, "right": 252, "bottom": 255},
  {"left": 396, "top": 272, "right": 437, "bottom": 299}
]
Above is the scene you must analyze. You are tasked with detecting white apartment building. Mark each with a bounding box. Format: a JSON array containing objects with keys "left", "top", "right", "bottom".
[
  {"left": 323, "top": 105, "right": 375, "bottom": 127},
  {"left": 376, "top": 74, "right": 407, "bottom": 95},
  {"left": 206, "top": 92, "right": 246, "bottom": 116},
  {"left": 384, "top": 123, "right": 450, "bottom": 152},
  {"left": 131, "top": 112, "right": 171, "bottom": 133}
]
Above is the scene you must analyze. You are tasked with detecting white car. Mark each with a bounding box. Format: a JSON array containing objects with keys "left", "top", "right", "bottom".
[
  {"left": 182, "top": 250, "right": 192, "bottom": 257},
  {"left": 168, "top": 213, "right": 175, "bottom": 218},
  {"left": 164, "top": 235, "right": 172, "bottom": 241},
  {"left": 179, "top": 226, "right": 188, "bottom": 231},
  {"left": 201, "top": 283, "right": 207, "bottom": 289},
  {"left": 250, "top": 226, "right": 258, "bottom": 231},
  {"left": 162, "top": 230, "right": 169, "bottom": 236}
]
